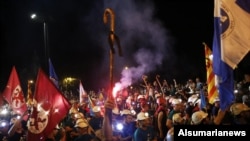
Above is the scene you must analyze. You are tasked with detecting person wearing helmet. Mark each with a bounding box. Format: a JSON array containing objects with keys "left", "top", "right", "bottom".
[
  {"left": 117, "top": 109, "right": 136, "bottom": 141},
  {"left": 191, "top": 110, "right": 209, "bottom": 125},
  {"left": 230, "top": 103, "right": 250, "bottom": 124},
  {"left": 211, "top": 98, "right": 220, "bottom": 120},
  {"left": 74, "top": 118, "right": 94, "bottom": 141},
  {"left": 133, "top": 112, "right": 157, "bottom": 141},
  {"left": 64, "top": 112, "right": 80, "bottom": 141},
  {"left": 88, "top": 106, "right": 103, "bottom": 132},
  {"left": 165, "top": 113, "right": 185, "bottom": 141},
  {"left": 153, "top": 97, "right": 168, "bottom": 141},
  {"left": 166, "top": 98, "right": 183, "bottom": 129}
]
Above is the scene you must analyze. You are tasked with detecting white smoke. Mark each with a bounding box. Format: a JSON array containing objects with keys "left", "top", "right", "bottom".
[{"left": 101, "top": 0, "right": 176, "bottom": 95}]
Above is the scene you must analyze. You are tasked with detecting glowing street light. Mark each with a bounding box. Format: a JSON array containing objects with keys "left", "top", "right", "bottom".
[
  {"left": 30, "top": 13, "right": 49, "bottom": 73},
  {"left": 30, "top": 13, "right": 37, "bottom": 19}
]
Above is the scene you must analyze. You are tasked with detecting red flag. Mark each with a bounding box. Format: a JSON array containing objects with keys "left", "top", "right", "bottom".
[
  {"left": 27, "top": 69, "right": 71, "bottom": 141},
  {"left": 2, "top": 66, "right": 27, "bottom": 115}
]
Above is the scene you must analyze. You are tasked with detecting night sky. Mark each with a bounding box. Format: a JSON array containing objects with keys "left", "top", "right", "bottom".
[{"left": 1, "top": 0, "right": 249, "bottom": 92}]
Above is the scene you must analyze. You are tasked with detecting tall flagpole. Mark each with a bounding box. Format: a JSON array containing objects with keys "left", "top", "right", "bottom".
[
  {"left": 103, "top": 8, "right": 122, "bottom": 141},
  {"left": 103, "top": 8, "right": 122, "bottom": 99}
]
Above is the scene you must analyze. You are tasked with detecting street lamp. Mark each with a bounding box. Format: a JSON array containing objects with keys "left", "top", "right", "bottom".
[{"left": 30, "top": 13, "right": 49, "bottom": 73}]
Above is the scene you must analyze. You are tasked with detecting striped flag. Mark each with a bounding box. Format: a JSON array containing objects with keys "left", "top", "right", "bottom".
[{"left": 204, "top": 43, "right": 219, "bottom": 104}]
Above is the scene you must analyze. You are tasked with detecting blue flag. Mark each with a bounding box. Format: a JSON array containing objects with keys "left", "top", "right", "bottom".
[
  {"left": 49, "top": 58, "right": 59, "bottom": 88},
  {"left": 212, "top": 0, "right": 236, "bottom": 111},
  {"left": 215, "top": 0, "right": 250, "bottom": 69},
  {"left": 200, "top": 89, "right": 207, "bottom": 110}
]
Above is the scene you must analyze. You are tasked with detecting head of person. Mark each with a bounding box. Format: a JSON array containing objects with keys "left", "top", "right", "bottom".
[
  {"left": 171, "top": 98, "right": 183, "bottom": 111},
  {"left": 140, "top": 100, "right": 150, "bottom": 112},
  {"left": 53, "top": 124, "right": 60, "bottom": 136},
  {"left": 156, "top": 97, "right": 167, "bottom": 107},
  {"left": 191, "top": 110, "right": 209, "bottom": 125},
  {"left": 121, "top": 109, "right": 134, "bottom": 123},
  {"left": 172, "top": 113, "right": 184, "bottom": 125},
  {"left": 230, "top": 103, "right": 250, "bottom": 124},
  {"left": 75, "top": 118, "right": 89, "bottom": 133},
  {"left": 74, "top": 112, "right": 84, "bottom": 120},
  {"left": 244, "top": 73, "right": 250, "bottom": 82},
  {"left": 136, "top": 112, "right": 150, "bottom": 127},
  {"left": 69, "top": 105, "right": 79, "bottom": 118},
  {"left": 92, "top": 106, "right": 102, "bottom": 117},
  {"left": 112, "top": 107, "right": 120, "bottom": 119},
  {"left": 213, "top": 97, "right": 220, "bottom": 107}
]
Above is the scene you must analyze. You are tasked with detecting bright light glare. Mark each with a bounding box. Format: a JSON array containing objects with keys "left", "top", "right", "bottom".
[
  {"left": 1, "top": 109, "right": 8, "bottom": 115},
  {"left": 30, "top": 14, "right": 37, "bottom": 19},
  {"left": 234, "top": 89, "right": 238, "bottom": 94},
  {"left": 1, "top": 122, "right": 6, "bottom": 127},
  {"left": 116, "top": 123, "right": 123, "bottom": 131},
  {"left": 131, "top": 110, "right": 136, "bottom": 115},
  {"left": 54, "top": 108, "right": 59, "bottom": 113},
  {"left": 209, "top": 54, "right": 213, "bottom": 61}
]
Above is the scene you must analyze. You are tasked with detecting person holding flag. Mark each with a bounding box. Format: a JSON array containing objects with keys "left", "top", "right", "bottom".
[{"left": 26, "top": 69, "right": 71, "bottom": 141}]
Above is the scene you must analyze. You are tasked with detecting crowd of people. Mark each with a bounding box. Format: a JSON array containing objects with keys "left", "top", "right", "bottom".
[{"left": 0, "top": 73, "right": 250, "bottom": 141}]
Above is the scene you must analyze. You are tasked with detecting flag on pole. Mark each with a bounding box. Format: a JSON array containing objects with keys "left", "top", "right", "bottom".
[
  {"left": 88, "top": 95, "right": 96, "bottom": 116},
  {"left": 217, "top": 0, "right": 250, "bottom": 69},
  {"left": 49, "top": 58, "right": 59, "bottom": 88},
  {"left": 204, "top": 43, "right": 219, "bottom": 104},
  {"left": 27, "top": 69, "right": 71, "bottom": 141},
  {"left": 79, "top": 81, "right": 87, "bottom": 104},
  {"left": 200, "top": 89, "right": 207, "bottom": 110},
  {"left": 2, "top": 66, "right": 27, "bottom": 115},
  {"left": 212, "top": 0, "right": 237, "bottom": 111}
]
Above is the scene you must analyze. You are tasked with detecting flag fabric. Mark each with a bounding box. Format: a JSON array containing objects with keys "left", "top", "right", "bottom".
[
  {"left": 212, "top": 0, "right": 236, "bottom": 111},
  {"left": 88, "top": 95, "right": 96, "bottom": 116},
  {"left": 204, "top": 43, "right": 219, "bottom": 104},
  {"left": 218, "top": 0, "right": 250, "bottom": 69},
  {"left": 199, "top": 89, "right": 207, "bottom": 110},
  {"left": 2, "top": 66, "right": 27, "bottom": 115},
  {"left": 79, "top": 81, "right": 87, "bottom": 104},
  {"left": 48, "top": 58, "right": 59, "bottom": 88},
  {"left": 27, "top": 69, "right": 71, "bottom": 141}
]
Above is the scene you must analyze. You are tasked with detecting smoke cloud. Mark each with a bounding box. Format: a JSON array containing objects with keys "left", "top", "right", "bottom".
[{"left": 98, "top": 0, "right": 176, "bottom": 95}]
